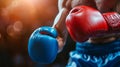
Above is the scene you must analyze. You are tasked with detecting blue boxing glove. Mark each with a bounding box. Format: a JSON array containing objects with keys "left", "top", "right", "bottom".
[{"left": 28, "top": 26, "right": 58, "bottom": 64}]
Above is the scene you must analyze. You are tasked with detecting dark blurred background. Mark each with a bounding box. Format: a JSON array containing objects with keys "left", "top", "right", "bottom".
[{"left": 0, "top": 0, "right": 75, "bottom": 67}]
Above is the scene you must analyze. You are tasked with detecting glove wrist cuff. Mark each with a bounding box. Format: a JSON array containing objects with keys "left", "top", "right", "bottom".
[{"left": 103, "top": 12, "right": 120, "bottom": 31}]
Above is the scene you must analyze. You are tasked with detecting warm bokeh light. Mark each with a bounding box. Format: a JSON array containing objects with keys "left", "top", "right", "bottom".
[
  {"left": 6, "top": 21, "right": 23, "bottom": 38},
  {"left": 7, "top": 24, "right": 14, "bottom": 37},
  {"left": 0, "top": 0, "right": 58, "bottom": 37},
  {"left": 13, "top": 21, "right": 23, "bottom": 33},
  {"left": 1, "top": 0, "right": 58, "bottom": 25}
]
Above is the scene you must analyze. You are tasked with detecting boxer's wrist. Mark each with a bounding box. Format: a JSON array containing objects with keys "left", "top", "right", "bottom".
[{"left": 88, "top": 36, "right": 116, "bottom": 44}]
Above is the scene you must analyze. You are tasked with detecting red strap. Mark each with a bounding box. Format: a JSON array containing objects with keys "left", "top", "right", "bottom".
[{"left": 103, "top": 12, "right": 120, "bottom": 31}]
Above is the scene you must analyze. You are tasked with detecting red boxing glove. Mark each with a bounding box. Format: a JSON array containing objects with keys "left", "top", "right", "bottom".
[
  {"left": 66, "top": 5, "right": 108, "bottom": 42},
  {"left": 103, "top": 12, "right": 120, "bottom": 33}
]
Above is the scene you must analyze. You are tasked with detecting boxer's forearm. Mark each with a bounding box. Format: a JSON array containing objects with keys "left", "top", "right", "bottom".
[
  {"left": 52, "top": 0, "right": 72, "bottom": 51},
  {"left": 95, "top": 0, "right": 118, "bottom": 13},
  {"left": 52, "top": 8, "right": 69, "bottom": 51},
  {"left": 58, "top": 0, "right": 67, "bottom": 11}
]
